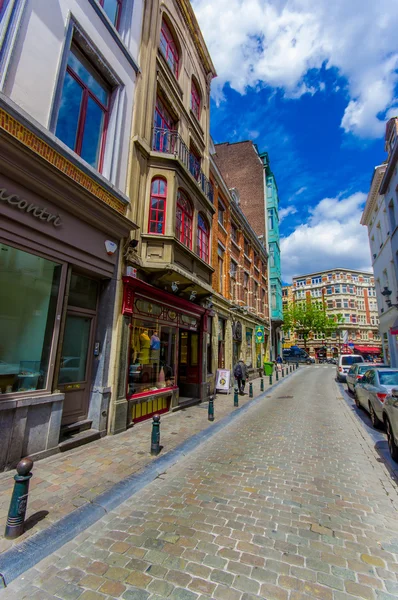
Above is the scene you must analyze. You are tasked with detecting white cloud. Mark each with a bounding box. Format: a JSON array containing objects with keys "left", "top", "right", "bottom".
[
  {"left": 280, "top": 192, "right": 371, "bottom": 282},
  {"left": 192, "top": 0, "right": 398, "bottom": 138},
  {"left": 279, "top": 206, "right": 297, "bottom": 222}
]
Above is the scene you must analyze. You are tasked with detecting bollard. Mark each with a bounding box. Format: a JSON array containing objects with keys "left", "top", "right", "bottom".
[
  {"left": 290, "top": 365, "right": 292, "bottom": 373},
  {"left": 275, "top": 369, "right": 279, "bottom": 381},
  {"left": 296, "top": 362, "right": 299, "bottom": 369},
  {"left": 260, "top": 378, "right": 264, "bottom": 392},
  {"left": 151, "top": 414, "right": 161, "bottom": 455},
  {"left": 5, "top": 458, "right": 33, "bottom": 539},
  {"left": 269, "top": 373, "right": 272, "bottom": 385},
  {"left": 282, "top": 367, "right": 284, "bottom": 377},
  {"left": 234, "top": 385, "right": 239, "bottom": 407},
  {"left": 249, "top": 382, "right": 253, "bottom": 398},
  {"left": 208, "top": 395, "right": 214, "bottom": 421}
]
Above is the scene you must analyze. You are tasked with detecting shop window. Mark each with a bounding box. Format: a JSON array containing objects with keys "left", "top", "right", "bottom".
[
  {"left": 197, "top": 213, "right": 209, "bottom": 262},
  {"left": 246, "top": 328, "right": 253, "bottom": 367},
  {"left": 0, "top": 243, "right": 62, "bottom": 395},
  {"left": 176, "top": 190, "right": 193, "bottom": 249},
  {"left": 159, "top": 17, "right": 179, "bottom": 77},
  {"left": 55, "top": 44, "right": 110, "bottom": 171},
  {"left": 191, "top": 78, "right": 201, "bottom": 120},
  {"left": 148, "top": 177, "right": 167, "bottom": 234},
  {"left": 97, "top": 0, "right": 122, "bottom": 29},
  {"left": 128, "top": 321, "right": 176, "bottom": 396},
  {"left": 153, "top": 95, "right": 176, "bottom": 152}
]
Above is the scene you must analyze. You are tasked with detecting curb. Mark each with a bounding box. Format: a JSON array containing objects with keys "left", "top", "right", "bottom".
[{"left": 0, "top": 369, "right": 299, "bottom": 587}]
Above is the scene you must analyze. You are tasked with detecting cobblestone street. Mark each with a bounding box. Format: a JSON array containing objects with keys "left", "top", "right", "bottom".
[{"left": 2, "top": 365, "right": 398, "bottom": 600}]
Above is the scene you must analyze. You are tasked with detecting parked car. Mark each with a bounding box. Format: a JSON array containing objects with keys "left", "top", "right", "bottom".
[
  {"left": 336, "top": 354, "right": 364, "bottom": 382},
  {"left": 355, "top": 368, "right": 398, "bottom": 428},
  {"left": 383, "top": 388, "right": 398, "bottom": 462},
  {"left": 283, "top": 348, "right": 315, "bottom": 364},
  {"left": 346, "top": 363, "right": 388, "bottom": 394}
]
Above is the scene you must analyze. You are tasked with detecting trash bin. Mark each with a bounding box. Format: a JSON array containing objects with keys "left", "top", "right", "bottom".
[{"left": 263, "top": 361, "right": 274, "bottom": 376}]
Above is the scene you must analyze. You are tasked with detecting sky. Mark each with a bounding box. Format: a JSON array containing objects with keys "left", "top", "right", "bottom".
[{"left": 191, "top": 0, "right": 398, "bottom": 283}]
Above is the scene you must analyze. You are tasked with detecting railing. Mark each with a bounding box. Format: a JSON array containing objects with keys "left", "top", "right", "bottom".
[{"left": 152, "top": 127, "right": 214, "bottom": 203}]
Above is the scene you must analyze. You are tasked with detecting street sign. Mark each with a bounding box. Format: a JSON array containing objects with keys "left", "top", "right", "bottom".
[{"left": 255, "top": 325, "right": 265, "bottom": 343}]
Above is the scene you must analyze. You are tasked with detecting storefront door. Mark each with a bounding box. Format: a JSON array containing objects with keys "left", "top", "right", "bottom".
[{"left": 178, "top": 330, "right": 199, "bottom": 397}]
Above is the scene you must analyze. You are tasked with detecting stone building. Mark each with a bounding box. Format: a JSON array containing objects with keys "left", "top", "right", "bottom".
[
  {"left": 110, "top": 0, "right": 217, "bottom": 431},
  {"left": 287, "top": 269, "right": 381, "bottom": 359},
  {"left": 0, "top": 0, "right": 143, "bottom": 469},
  {"left": 282, "top": 285, "right": 296, "bottom": 348},
  {"left": 213, "top": 141, "right": 283, "bottom": 359},
  {"left": 208, "top": 153, "right": 270, "bottom": 390}
]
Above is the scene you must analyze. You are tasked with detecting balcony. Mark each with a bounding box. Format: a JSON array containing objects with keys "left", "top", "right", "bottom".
[{"left": 152, "top": 127, "right": 214, "bottom": 203}]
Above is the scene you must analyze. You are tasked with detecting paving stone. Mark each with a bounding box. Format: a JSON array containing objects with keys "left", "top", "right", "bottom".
[
  {"left": 361, "top": 554, "right": 385, "bottom": 568},
  {"left": 345, "top": 581, "right": 375, "bottom": 599},
  {"left": 147, "top": 578, "right": 175, "bottom": 596},
  {"left": 98, "top": 580, "right": 126, "bottom": 596},
  {"left": 125, "top": 572, "right": 152, "bottom": 588},
  {"left": 233, "top": 574, "right": 260, "bottom": 595},
  {"left": 259, "top": 583, "right": 289, "bottom": 600},
  {"left": 122, "top": 590, "right": 150, "bottom": 600},
  {"left": 54, "top": 583, "right": 84, "bottom": 600},
  {"left": 210, "top": 568, "right": 235, "bottom": 586},
  {"left": 169, "top": 589, "right": 198, "bottom": 600}
]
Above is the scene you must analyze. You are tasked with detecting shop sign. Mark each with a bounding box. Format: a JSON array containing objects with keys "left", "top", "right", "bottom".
[
  {"left": 0, "top": 187, "right": 62, "bottom": 227},
  {"left": 216, "top": 369, "right": 230, "bottom": 393},
  {"left": 255, "top": 325, "right": 265, "bottom": 343}
]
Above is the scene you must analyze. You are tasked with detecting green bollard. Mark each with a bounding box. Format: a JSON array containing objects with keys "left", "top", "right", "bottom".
[
  {"left": 151, "top": 414, "right": 161, "bottom": 455},
  {"left": 208, "top": 395, "right": 214, "bottom": 421},
  {"left": 249, "top": 382, "right": 253, "bottom": 398},
  {"left": 260, "top": 378, "right": 264, "bottom": 392},
  {"left": 269, "top": 373, "right": 273, "bottom": 385},
  {"left": 234, "top": 385, "right": 239, "bottom": 407},
  {"left": 5, "top": 458, "right": 33, "bottom": 539}
]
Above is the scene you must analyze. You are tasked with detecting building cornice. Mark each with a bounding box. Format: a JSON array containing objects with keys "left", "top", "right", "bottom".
[{"left": 361, "top": 164, "right": 386, "bottom": 225}]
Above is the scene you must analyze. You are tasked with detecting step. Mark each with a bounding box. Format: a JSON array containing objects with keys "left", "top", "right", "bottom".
[
  {"left": 172, "top": 397, "right": 201, "bottom": 412},
  {"left": 60, "top": 419, "right": 92, "bottom": 436},
  {"left": 58, "top": 429, "right": 100, "bottom": 452}
]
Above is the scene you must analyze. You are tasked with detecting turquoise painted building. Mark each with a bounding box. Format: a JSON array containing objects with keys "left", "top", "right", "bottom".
[{"left": 260, "top": 152, "right": 283, "bottom": 358}]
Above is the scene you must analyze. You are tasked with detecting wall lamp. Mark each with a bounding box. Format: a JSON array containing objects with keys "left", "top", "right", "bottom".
[{"left": 381, "top": 287, "right": 398, "bottom": 309}]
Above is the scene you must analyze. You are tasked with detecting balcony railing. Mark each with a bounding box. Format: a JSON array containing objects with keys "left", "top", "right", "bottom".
[{"left": 152, "top": 127, "right": 214, "bottom": 203}]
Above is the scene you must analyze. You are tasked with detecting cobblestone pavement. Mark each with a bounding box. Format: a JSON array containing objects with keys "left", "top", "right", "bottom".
[
  {"left": 2, "top": 365, "right": 398, "bottom": 600},
  {"left": 0, "top": 371, "right": 280, "bottom": 555}
]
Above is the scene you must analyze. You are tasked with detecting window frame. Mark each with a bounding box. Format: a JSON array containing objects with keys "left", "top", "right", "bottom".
[
  {"left": 98, "top": 0, "right": 123, "bottom": 30},
  {"left": 218, "top": 200, "right": 225, "bottom": 228},
  {"left": 148, "top": 177, "right": 167, "bottom": 235},
  {"left": 191, "top": 78, "right": 201, "bottom": 120},
  {"left": 176, "top": 189, "right": 193, "bottom": 249},
  {"left": 197, "top": 213, "right": 209, "bottom": 262},
  {"left": 159, "top": 17, "right": 180, "bottom": 78}
]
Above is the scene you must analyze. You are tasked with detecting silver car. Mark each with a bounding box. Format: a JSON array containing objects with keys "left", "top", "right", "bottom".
[
  {"left": 355, "top": 368, "right": 398, "bottom": 429},
  {"left": 346, "top": 363, "right": 387, "bottom": 394},
  {"left": 383, "top": 388, "right": 398, "bottom": 462}
]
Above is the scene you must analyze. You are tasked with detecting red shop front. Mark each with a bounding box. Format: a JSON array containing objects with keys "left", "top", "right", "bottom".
[{"left": 122, "top": 277, "right": 207, "bottom": 424}]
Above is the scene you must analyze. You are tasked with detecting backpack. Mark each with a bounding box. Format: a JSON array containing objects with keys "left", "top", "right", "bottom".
[{"left": 234, "top": 363, "right": 243, "bottom": 378}]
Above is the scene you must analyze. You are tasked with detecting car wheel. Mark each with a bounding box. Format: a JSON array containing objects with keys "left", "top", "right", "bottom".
[
  {"left": 386, "top": 418, "right": 398, "bottom": 462},
  {"left": 369, "top": 403, "right": 383, "bottom": 429}
]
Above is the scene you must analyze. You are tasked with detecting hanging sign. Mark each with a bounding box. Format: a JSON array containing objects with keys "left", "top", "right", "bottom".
[
  {"left": 216, "top": 369, "right": 230, "bottom": 393},
  {"left": 255, "top": 325, "right": 265, "bottom": 343}
]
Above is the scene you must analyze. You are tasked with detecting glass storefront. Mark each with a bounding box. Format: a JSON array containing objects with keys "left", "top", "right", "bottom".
[{"left": 0, "top": 243, "right": 61, "bottom": 394}]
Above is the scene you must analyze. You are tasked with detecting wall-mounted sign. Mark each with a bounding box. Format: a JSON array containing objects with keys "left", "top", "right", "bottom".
[
  {"left": 0, "top": 187, "right": 62, "bottom": 227},
  {"left": 216, "top": 369, "right": 231, "bottom": 393}
]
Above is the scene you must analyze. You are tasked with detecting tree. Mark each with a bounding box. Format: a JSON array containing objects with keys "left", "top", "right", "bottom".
[{"left": 283, "top": 300, "right": 344, "bottom": 351}]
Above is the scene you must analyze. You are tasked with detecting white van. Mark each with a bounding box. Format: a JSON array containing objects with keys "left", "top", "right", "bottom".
[{"left": 336, "top": 354, "right": 365, "bottom": 382}]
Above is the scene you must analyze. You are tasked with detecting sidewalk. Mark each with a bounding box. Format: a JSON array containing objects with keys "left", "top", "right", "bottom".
[{"left": 0, "top": 369, "right": 295, "bottom": 555}]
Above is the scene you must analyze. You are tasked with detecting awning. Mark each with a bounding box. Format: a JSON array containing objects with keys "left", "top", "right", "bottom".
[
  {"left": 391, "top": 318, "right": 398, "bottom": 335},
  {"left": 353, "top": 345, "right": 381, "bottom": 354}
]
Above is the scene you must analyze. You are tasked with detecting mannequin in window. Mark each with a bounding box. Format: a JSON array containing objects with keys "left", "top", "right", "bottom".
[
  {"left": 139, "top": 329, "right": 151, "bottom": 363},
  {"left": 150, "top": 331, "right": 160, "bottom": 362}
]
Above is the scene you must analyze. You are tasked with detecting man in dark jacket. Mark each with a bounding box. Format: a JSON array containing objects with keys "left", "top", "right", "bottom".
[{"left": 234, "top": 357, "right": 249, "bottom": 394}]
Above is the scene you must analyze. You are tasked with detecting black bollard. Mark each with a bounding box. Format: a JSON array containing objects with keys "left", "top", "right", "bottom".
[
  {"left": 296, "top": 362, "right": 299, "bottom": 369},
  {"left": 282, "top": 367, "right": 284, "bottom": 377},
  {"left": 276, "top": 369, "right": 279, "bottom": 381},
  {"left": 208, "top": 395, "right": 214, "bottom": 421},
  {"left": 151, "top": 414, "right": 161, "bottom": 455},
  {"left": 249, "top": 382, "right": 253, "bottom": 398},
  {"left": 269, "top": 373, "right": 273, "bottom": 385},
  {"left": 234, "top": 385, "right": 239, "bottom": 407},
  {"left": 5, "top": 458, "right": 34, "bottom": 539},
  {"left": 260, "top": 378, "right": 264, "bottom": 392}
]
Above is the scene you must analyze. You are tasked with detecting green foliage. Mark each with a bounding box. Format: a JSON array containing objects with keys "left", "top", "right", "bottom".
[{"left": 283, "top": 300, "right": 344, "bottom": 349}]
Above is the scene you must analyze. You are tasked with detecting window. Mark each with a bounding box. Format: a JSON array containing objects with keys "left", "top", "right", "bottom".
[
  {"left": 268, "top": 209, "right": 274, "bottom": 230},
  {"left": 327, "top": 300, "right": 333, "bottom": 309},
  {"left": 218, "top": 246, "right": 224, "bottom": 293},
  {"left": 336, "top": 299, "right": 342, "bottom": 309},
  {"left": 230, "top": 260, "right": 237, "bottom": 279},
  {"left": 207, "top": 316, "right": 213, "bottom": 374},
  {"left": 97, "top": 0, "right": 122, "bottom": 29},
  {"left": 296, "top": 279, "right": 305, "bottom": 287},
  {"left": 218, "top": 318, "right": 225, "bottom": 368},
  {"left": 269, "top": 244, "right": 275, "bottom": 267},
  {"left": 327, "top": 273, "right": 333, "bottom": 281},
  {"left": 312, "top": 277, "right": 322, "bottom": 284},
  {"left": 254, "top": 281, "right": 259, "bottom": 310},
  {"left": 197, "top": 214, "right": 209, "bottom": 262},
  {"left": 148, "top": 178, "right": 167, "bottom": 234},
  {"left": 218, "top": 201, "right": 225, "bottom": 227},
  {"left": 0, "top": 243, "right": 62, "bottom": 395},
  {"left": 191, "top": 79, "right": 201, "bottom": 120},
  {"left": 189, "top": 145, "right": 201, "bottom": 181},
  {"left": 55, "top": 45, "right": 110, "bottom": 170},
  {"left": 334, "top": 285, "right": 340, "bottom": 293},
  {"left": 244, "top": 238, "right": 250, "bottom": 257},
  {"left": 153, "top": 96, "right": 176, "bottom": 152},
  {"left": 326, "top": 286, "right": 332, "bottom": 295},
  {"left": 231, "top": 222, "right": 238, "bottom": 244},
  {"left": 176, "top": 190, "right": 193, "bottom": 249},
  {"left": 159, "top": 18, "right": 179, "bottom": 77},
  {"left": 271, "top": 284, "right": 277, "bottom": 310},
  {"left": 389, "top": 200, "right": 396, "bottom": 232}
]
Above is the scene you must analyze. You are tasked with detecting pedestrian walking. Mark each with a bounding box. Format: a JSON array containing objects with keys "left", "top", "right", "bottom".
[{"left": 234, "top": 357, "right": 249, "bottom": 395}]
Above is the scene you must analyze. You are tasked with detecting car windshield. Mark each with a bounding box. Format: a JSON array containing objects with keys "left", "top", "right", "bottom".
[
  {"left": 341, "top": 356, "right": 363, "bottom": 365},
  {"left": 378, "top": 371, "right": 398, "bottom": 386},
  {"left": 359, "top": 365, "right": 373, "bottom": 373}
]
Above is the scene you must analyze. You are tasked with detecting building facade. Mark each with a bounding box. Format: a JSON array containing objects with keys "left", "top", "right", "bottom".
[
  {"left": 0, "top": 0, "right": 143, "bottom": 469},
  {"left": 109, "top": 0, "right": 217, "bottom": 433},
  {"left": 287, "top": 269, "right": 381, "bottom": 360},
  {"left": 362, "top": 117, "right": 398, "bottom": 366},
  {"left": 213, "top": 141, "right": 282, "bottom": 359},
  {"left": 282, "top": 285, "right": 296, "bottom": 348},
  {"left": 208, "top": 154, "right": 270, "bottom": 389}
]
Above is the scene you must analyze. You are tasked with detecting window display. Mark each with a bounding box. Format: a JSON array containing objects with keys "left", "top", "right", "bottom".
[
  {"left": 0, "top": 243, "right": 61, "bottom": 394},
  {"left": 128, "top": 319, "right": 176, "bottom": 396}
]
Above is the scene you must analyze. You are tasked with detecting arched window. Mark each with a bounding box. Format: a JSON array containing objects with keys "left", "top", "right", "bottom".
[
  {"left": 191, "top": 79, "right": 201, "bottom": 120},
  {"left": 197, "top": 214, "right": 209, "bottom": 262},
  {"left": 176, "top": 190, "right": 193, "bottom": 249},
  {"left": 148, "top": 178, "right": 167, "bottom": 234},
  {"left": 159, "top": 18, "right": 179, "bottom": 77}
]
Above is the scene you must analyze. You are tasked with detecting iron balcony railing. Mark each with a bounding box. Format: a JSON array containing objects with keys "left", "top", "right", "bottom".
[{"left": 152, "top": 127, "right": 214, "bottom": 203}]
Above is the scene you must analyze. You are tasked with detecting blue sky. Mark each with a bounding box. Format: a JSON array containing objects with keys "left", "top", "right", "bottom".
[{"left": 192, "top": 0, "right": 398, "bottom": 282}]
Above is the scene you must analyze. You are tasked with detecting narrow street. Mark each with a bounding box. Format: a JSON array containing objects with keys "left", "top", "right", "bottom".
[{"left": 2, "top": 366, "right": 398, "bottom": 600}]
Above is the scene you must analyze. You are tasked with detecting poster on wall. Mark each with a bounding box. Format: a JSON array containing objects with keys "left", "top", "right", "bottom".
[{"left": 215, "top": 369, "right": 231, "bottom": 394}]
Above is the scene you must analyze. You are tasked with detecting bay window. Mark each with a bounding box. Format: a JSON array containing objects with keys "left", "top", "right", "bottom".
[
  {"left": 197, "top": 214, "right": 209, "bottom": 262},
  {"left": 176, "top": 190, "right": 193, "bottom": 249},
  {"left": 148, "top": 177, "right": 167, "bottom": 234},
  {"left": 153, "top": 96, "right": 176, "bottom": 152}
]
